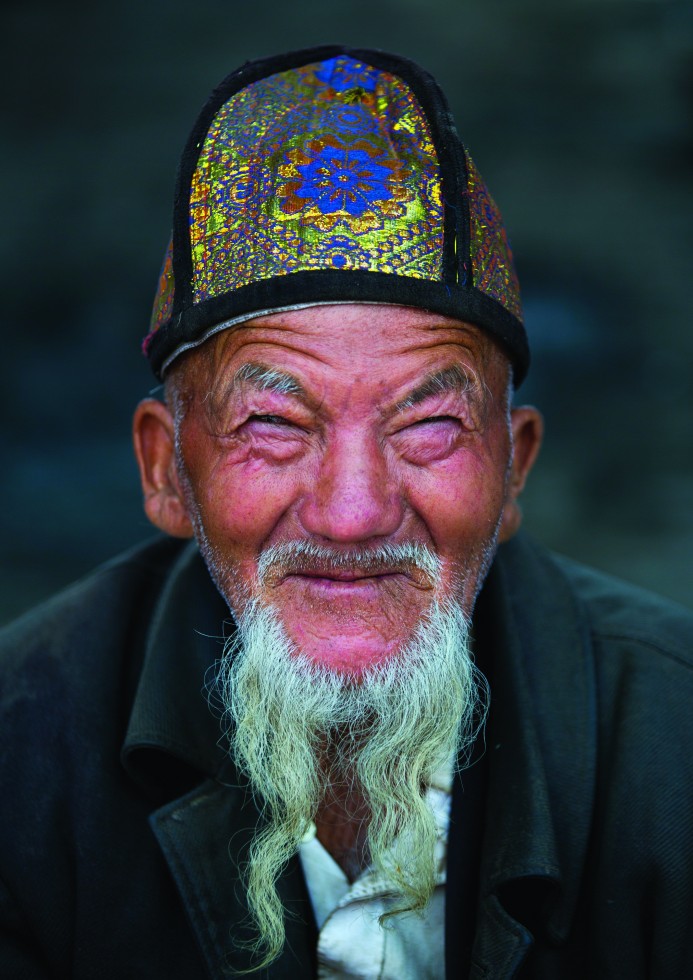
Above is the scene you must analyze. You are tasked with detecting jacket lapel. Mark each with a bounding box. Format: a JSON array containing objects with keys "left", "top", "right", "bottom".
[
  {"left": 454, "top": 535, "right": 597, "bottom": 978},
  {"left": 122, "top": 542, "right": 316, "bottom": 978},
  {"left": 150, "top": 775, "right": 316, "bottom": 979}
]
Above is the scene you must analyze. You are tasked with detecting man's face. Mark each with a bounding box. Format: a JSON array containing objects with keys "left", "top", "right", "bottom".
[{"left": 161, "top": 304, "right": 521, "bottom": 675}]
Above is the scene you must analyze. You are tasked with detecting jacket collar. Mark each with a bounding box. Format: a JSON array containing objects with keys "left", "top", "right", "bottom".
[
  {"left": 464, "top": 534, "right": 598, "bottom": 974},
  {"left": 121, "top": 540, "right": 231, "bottom": 796}
]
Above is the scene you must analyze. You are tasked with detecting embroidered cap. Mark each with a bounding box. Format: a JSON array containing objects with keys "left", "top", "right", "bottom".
[{"left": 144, "top": 45, "right": 529, "bottom": 384}]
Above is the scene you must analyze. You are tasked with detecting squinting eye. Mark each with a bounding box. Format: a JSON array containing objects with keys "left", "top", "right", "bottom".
[
  {"left": 394, "top": 413, "right": 462, "bottom": 465},
  {"left": 411, "top": 415, "right": 460, "bottom": 428},
  {"left": 247, "top": 414, "right": 292, "bottom": 426}
]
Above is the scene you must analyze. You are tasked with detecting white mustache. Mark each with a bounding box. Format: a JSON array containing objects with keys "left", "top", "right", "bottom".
[{"left": 257, "top": 540, "right": 442, "bottom": 589}]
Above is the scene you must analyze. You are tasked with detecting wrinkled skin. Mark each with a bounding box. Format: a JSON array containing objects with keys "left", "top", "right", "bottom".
[{"left": 133, "top": 304, "right": 543, "bottom": 676}]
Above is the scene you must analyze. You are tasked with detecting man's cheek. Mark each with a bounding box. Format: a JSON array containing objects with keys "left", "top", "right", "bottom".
[
  {"left": 199, "top": 477, "right": 299, "bottom": 557},
  {"left": 411, "top": 473, "right": 505, "bottom": 541}
]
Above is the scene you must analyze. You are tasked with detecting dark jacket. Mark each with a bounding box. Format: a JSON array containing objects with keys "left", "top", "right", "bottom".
[{"left": 1, "top": 534, "right": 692, "bottom": 979}]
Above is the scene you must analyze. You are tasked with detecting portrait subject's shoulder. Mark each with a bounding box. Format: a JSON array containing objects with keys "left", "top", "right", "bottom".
[
  {"left": 0, "top": 535, "right": 192, "bottom": 718},
  {"left": 548, "top": 547, "right": 693, "bottom": 672},
  {"left": 0, "top": 536, "right": 212, "bottom": 976},
  {"left": 493, "top": 532, "right": 693, "bottom": 665}
]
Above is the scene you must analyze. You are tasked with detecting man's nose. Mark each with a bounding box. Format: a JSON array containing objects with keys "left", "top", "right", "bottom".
[{"left": 298, "top": 431, "right": 403, "bottom": 543}]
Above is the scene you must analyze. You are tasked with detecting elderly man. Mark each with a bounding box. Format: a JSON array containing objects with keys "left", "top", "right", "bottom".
[{"left": 2, "top": 46, "right": 693, "bottom": 980}]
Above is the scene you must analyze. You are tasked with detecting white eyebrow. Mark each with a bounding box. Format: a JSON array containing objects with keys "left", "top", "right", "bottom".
[
  {"left": 203, "top": 361, "right": 307, "bottom": 421},
  {"left": 394, "top": 365, "right": 476, "bottom": 412},
  {"left": 231, "top": 362, "right": 305, "bottom": 397}
]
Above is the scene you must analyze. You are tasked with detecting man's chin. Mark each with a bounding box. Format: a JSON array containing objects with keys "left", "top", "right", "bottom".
[
  {"left": 288, "top": 635, "right": 405, "bottom": 678},
  {"left": 265, "top": 588, "right": 437, "bottom": 678},
  {"left": 274, "top": 609, "right": 429, "bottom": 678}
]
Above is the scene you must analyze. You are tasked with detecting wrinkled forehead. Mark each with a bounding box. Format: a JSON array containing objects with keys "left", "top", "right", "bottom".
[{"left": 168, "top": 303, "right": 512, "bottom": 411}]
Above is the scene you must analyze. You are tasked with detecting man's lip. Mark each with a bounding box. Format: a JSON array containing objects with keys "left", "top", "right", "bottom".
[
  {"left": 287, "top": 570, "right": 401, "bottom": 583},
  {"left": 273, "top": 568, "right": 434, "bottom": 589}
]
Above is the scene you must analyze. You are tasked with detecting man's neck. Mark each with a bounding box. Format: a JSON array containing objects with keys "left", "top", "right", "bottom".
[{"left": 315, "top": 781, "right": 370, "bottom": 882}]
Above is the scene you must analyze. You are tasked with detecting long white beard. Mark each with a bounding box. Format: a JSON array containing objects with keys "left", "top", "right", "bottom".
[{"left": 211, "top": 594, "right": 488, "bottom": 968}]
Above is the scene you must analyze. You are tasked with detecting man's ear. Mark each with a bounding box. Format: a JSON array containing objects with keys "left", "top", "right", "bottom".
[
  {"left": 132, "top": 398, "right": 195, "bottom": 539},
  {"left": 498, "top": 406, "right": 544, "bottom": 543}
]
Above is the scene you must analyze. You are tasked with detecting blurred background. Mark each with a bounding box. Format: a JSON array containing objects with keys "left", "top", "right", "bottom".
[{"left": 1, "top": 0, "right": 691, "bottom": 624}]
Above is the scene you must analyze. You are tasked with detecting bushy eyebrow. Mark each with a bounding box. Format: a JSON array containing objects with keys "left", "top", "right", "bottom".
[
  {"left": 232, "top": 362, "right": 306, "bottom": 397},
  {"left": 394, "top": 365, "right": 477, "bottom": 412},
  {"left": 205, "top": 361, "right": 306, "bottom": 416}
]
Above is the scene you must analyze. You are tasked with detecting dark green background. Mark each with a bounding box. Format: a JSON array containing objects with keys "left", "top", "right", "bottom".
[{"left": 1, "top": 0, "right": 691, "bottom": 623}]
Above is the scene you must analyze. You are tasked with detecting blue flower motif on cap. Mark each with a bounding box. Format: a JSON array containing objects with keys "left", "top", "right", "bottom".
[
  {"left": 293, "top": 144, "right": 397, "bottom": 216},
  {"left": 314, "top": 56, "right": 379, "bottom": 92},
  {"left": 278, "top": 133, "right": 411, "bottom": 233}
]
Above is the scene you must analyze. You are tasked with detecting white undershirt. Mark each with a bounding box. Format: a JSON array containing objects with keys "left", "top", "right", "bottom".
[{"left": 298, "top": 758, "right": 453, "bottom": 979}]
